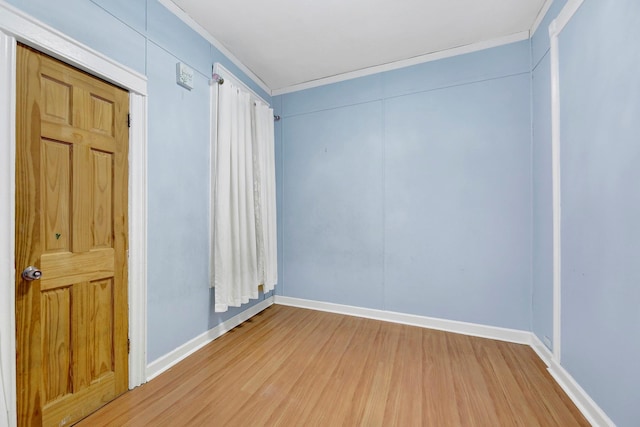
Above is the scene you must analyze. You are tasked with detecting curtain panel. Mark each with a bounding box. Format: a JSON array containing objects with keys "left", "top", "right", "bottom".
[{"left": 212, "top": 80, "right": 277, "bottom": 313}]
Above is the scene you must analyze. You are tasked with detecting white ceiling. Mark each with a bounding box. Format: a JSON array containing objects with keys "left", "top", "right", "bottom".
[{"left": 169, "top": 0, "right": 549, "bottom": 93}]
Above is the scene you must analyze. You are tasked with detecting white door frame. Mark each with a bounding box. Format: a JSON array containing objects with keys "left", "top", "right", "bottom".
[{"left": 0, "top": 3, "right": 148, "bottom": 426}]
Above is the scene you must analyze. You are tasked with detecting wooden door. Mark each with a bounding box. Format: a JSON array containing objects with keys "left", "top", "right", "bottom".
[{"left": 15, "top": 44, "right": 129, "bottom": 427}]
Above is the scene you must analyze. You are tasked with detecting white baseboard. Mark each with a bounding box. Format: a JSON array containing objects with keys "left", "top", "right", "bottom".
[
  {"left": 144, "top": 294, "right": 613, "bottom": 426},
  {"left": 530, "top": 335, "right": 614, "bottom": 426},
  {"left": 529, "top": 333, "right": 554, "bottom": 367},
  {"left": 274, "top": 296, "right": 531, "bottom": 344},
  {"left": 146, "top": 297, "right": 274, "bottom": 381},
  {"left": 275, "top": 295, "right": 615, "bottom": 426},
  {"left": 548, "top": 359, "right": 615, "bottom": 427}
]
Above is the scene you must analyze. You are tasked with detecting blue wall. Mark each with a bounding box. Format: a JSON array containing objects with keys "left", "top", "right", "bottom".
[
  {"left": 8, "top": 0, "right": 638, "bottom": 424},
  {"left": 556, "top": 1, "right": 640, "bottom": 425},
  {"left": 531, "top": 52, "right": 553, "bottom": 350},
  {"left": 275, "top": 41, "right": 533, "bottom": 330},
  {"left": 530, "top": 0, "right": 640, "bottom": 425},
  {"left": 7, "top": 0, "right": 272, "bottom": 362}
]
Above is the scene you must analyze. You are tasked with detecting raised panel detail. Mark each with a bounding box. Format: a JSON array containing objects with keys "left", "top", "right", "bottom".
[
  {"left": 92, "top": 151, "right": 113, "bottom": 248},
  {"left": 72, "top": 282, "right": 92, "bottom": 391},
  {"left": 90, "top": 279, "right": 114, "bottom": 380},
  {"left": 90, "top": 95, "right": 114, "bottom": 136},
  {"left": 40, "top": 249, "right": 115, "bottom": 290},
  {"left": 41, "top": 288, "right": 72, "bottom": 404},
  {"left": 43, "top": 139, "right": 71, "bottom": 252},
  {"left": 17, "top": 45, "right": 129, "bottom": 427},
  {"left": 42, "top": 75, "right": 72, "bottom": 124}
]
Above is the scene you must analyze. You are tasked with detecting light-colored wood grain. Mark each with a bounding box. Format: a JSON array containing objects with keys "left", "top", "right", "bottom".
[
  {"left": 77, "top": 305, "right": 590, "bottom": 427},
  {"left": 42, "top": 139, "right": 71, "bottom": 252},
  {"left": 15, "top": 44, "right": 129, "bottom": 427},
  {"left": 89, "top": 94, "right": 115, "bottom": 136},
  {"left": 73, "top": 281, "right": 92, "bottom": 392},
  {"left": 16, "top": 41, "right": 46, "bottom": 427},
  {"left": 41, "top": 75, "right": 71, "bottom": 124},
  {"left": 42, "top": 373, "right": 116, "bottom": 427},
  {"left": 39, "top": 248, "right": 115, "bottom": 290},
  {"left": 90, "top": 278, "right": 115, "bottom": 380},
  {"left": 41, "top": 121, "right": 117, "bottom": 151},
  {"left": 72, "top": 143, "right": 92, "bottom": 253},
  {"left": 92, "top": 150, "right": 113, "bottom": 248},
  {"left": 41, "top": 288, "right": 71, "bottom": 404}
]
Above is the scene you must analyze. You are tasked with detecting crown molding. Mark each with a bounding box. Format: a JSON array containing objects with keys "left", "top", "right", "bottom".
[
  {"left": 0, "top": 1, "right": 146, "bottom": 94},
  {"left": 157, "top": 0, "right": 271, "bottom": 96},
  {"left": 272, "top": 31, "right": 529, "bottom": 96},
  {"left": 530, "top": 0, "right": 554, "bottom": 36},
  {"left": 550, "top": 0, "right": 585, "bottom": 37}
]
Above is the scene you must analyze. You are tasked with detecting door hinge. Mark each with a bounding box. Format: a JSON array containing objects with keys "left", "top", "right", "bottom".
[
  {"left": 127, "top": 113, "right": 131, "bottom": 128},
  {"left": 127, "top": 338, "right": 131, "bottom": 354}
]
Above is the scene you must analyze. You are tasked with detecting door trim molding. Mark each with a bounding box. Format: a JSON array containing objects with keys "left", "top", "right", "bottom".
[
  {"left": 128, "top": 92, "right": 148, "bottom": 389},
  {"left": 0, "top": 29, "right": 17, "bottom": 427},
  {"left": 0, "top": 3, "right": 148, "bottom": 426},
  {"left": 0, "top": 1, "right": 146, "bottom": 95}
]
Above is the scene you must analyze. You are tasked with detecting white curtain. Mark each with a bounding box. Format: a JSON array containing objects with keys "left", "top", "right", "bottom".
[
  {"left": 212, "top": 80, "right": 277, "bottom": 312},
  {"left": 253, "top": 101, "right": 278, "bottom": 292}
]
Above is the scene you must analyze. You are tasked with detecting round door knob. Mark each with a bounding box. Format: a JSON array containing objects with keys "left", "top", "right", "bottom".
[{"left": 22, "top": 266, "right": 42, "bottom": 281}]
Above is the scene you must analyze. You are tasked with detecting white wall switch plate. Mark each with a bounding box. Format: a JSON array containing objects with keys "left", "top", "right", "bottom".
[{"left": 176, "top": 62, "right": 194, "bottom": 90}]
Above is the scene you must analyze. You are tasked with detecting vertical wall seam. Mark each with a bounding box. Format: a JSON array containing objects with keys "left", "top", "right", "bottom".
[
  {"left": 529, "top": 35, "right": 535, "bottom": 334},
  {"left": 144, "top": 0, "right": 148, "bottom": 76},
  {"left": 280, "top": 98, "right": 286, "bottom": 297},
  {"left": 381, "top": 98, "right": 386, "bottom": 311},
  {"left": 89, "top": 0, "right": 146, "bottom": 37}
]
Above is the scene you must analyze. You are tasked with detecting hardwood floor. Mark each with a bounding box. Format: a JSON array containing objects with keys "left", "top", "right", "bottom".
[{"left": 76, "top": 305, "right": 589, "bottom": 426}]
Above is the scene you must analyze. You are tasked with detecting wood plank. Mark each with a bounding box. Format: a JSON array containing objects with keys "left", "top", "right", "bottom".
[
  {"left": 89, "top": 94, "right": 115, "bottom": 136},
  {"left": 89, "top": 278, "right": 115, "bottom": 380},
  {"left": 39, "top": 56, "right": 117, "bottom": 107},
  {"left": 41, "top": 121, "right": 116, "bottom": 152},
  {"left": 76, "top": 306, "right": 591, "bottom": 427},
  {"left": 73, "top": 282, "right": 92, "bottom": 392},
  {"left": 40, "top": 75, "right": 72, "bottom": 125},
  {"left": 92, "top": 150, "right": 113, "bottom": 249},
  {"left": 16, "top": 42, "right": 45, "bottom": 427},
  {"left": 39, "top": 248, "right": 114, "bottom": 290},
  {"left": 41, "top": 288, "right": 71, "bottom": 405},
  {"left": 110, "top": 84, "right": 129, "bottom": 393},
  {"left": 41, "top": 138, "right": 71, "bottom": 253},
  {"left": 42, "top": 372, "right": 116, "bottom": 427},
  {"left": 72, "top": 143, "right": 92, "bottom": 253}
]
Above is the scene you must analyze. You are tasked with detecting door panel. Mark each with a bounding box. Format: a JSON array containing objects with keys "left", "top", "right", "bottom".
[
  {"left": 16, "top": 44, "right": 129, "bottom": 427},
  {"left": 42, "top": 139, "right": 71, "bottom": 252}
]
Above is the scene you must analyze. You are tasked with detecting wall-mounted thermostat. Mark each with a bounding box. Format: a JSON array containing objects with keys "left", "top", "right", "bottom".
[{"left": 176, "top": 62, "right": 194, "bottom": 90}]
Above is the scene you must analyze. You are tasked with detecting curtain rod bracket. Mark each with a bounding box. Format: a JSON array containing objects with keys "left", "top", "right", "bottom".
[{"left": 212, "top": 73, "right": 224, "bottom": 85}]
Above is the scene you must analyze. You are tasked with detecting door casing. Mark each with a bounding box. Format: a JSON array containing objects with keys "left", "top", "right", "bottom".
[{"left": 0, "top": 4, "right": 148, "bottom": 426}]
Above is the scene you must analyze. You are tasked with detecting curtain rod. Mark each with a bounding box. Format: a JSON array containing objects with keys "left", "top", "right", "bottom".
[
  {"left": 212, "top": 73, "right": 224, "bottom": 85},
  {"left": 212, "top": 70, "right": 280, "bottom": 121}
]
